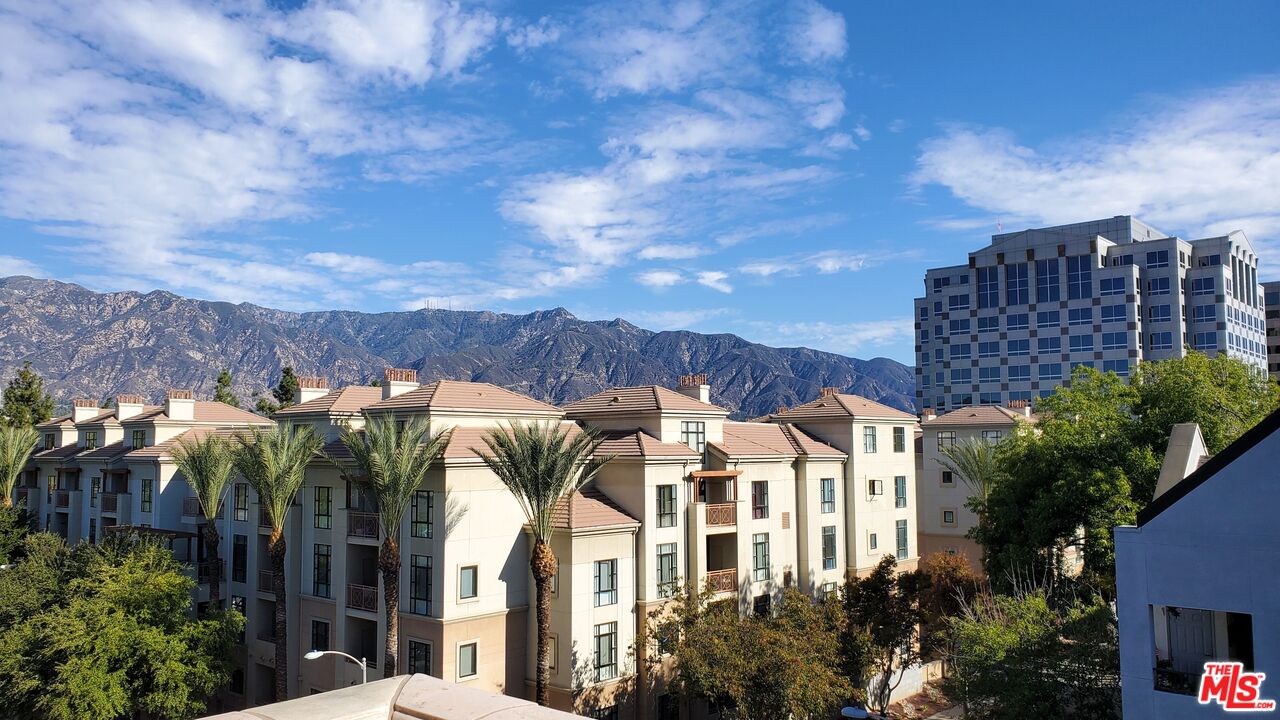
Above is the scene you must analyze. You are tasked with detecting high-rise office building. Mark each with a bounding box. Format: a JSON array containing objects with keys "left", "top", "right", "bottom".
[
  {"left": 914, "top": 216, "right": 1266, "bottom": 413},
  {"left": 1264, "top": 280, "right": 1280, "bottom": 380}
]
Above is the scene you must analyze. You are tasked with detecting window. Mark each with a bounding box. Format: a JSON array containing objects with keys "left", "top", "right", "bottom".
[
  {"left": 894, "top": 476, "right": 907, "bottom": 508},
  {"left": 949, "top": 319, "right": 970, "bottom": 335},
  {"left": 869, "top": 533, "right": 878, "bottom": 551},
  {"left": 977, "top": 266, "right": 999, "bottom": 308},
  {"left": 978, "top": 341, "right": 1000, "bottom": 358},
  {"left": 895, "top": 520, "right": 909, "bottom": 560},
  {"left": 979, "top": 366, "right": 1000, "bottom": 383},
  {"left": 234, "top": 483, "right": 248, "bottom": 521},
  {"left": 933, "top": 276, "right": 951, "bottom": 293},
  {"left": 941, "top": 470, "right": 954, "bottom": 486},
  {"left": 1191, "top": 304, "right": 1214, "bottom": 324},
  {"left": 410, "top": 555, "right": 432, "bottom": 615},
  {"left": 408, "top": 640, "right": 431, "bottom": 676},
  {"left": 657, "top": 485, "right": 676, "bottom": 527},
  {"left": 594, "top": 559, "right": 617, "bottom": 606},
  {"left": 1035, "top": 259, "right": 1060, "bottom": 302},
  {"left": 1147, "top": 277, "right": 1170, "bottom": 296},
  {"left": 981, "top": 430, "right": 1004, "bottom": 443},
  {"left": 459, "top": 565, "right": 478, "bottom": 600},
  {"left": 43, "top": 433, "right": 53, "bottom": 450},
  {"left": 411, "top": 490, "right": 433, "bottom": 538},
  {"left": 821, "top": 582, "right": 838, "bottom": 597},
  {"left": 1191, "top": 277, "right": 1216, "bottom": 296},
  {"left": 91, "top": 476, "right": 100, "bottom": 507},
  {"left": 458, "top": 642, "right": 478, "bottom": 679},
  {"left": 1150, "top": 332, "right": 1173, "bottom": 350},
  {"left": 140, "top": 479, "right": 152, "bottom": 513},
  {"left": 753, "top": 594, "right": 771, "bottom": 617},
  {"left": 1039, "top": 363, "right": 1063, "bottom": 381},
  {"left": 1199, "top": 254, "right": 1221, "bottom": 267},
  {"left": 820, "top": 478, "right": 835, "bottom": 513},
  {"left": 313, "top": 544, "right": 331, "bottom": 598},
  {"left": 1038, "top": 336, "right": 1061, "bottom": 354},
  {"left": 1103, "top": 359, "right": 1130, "bottom": 376},
  {"left": 1006, "top": 263, "right": 1029, "bottom": 305},
  {"left": 893, "top": 427, "right": 906, "bottom": 453},
  {"left": 919, "top": 306, "right": 929, "bottom": 321},
  {"left": 1008, "top": 365, "right": 1030, "bottom": 381},
  {"left": 948, "top": 293, "right": 969, "bottom": 311},
  {"left": 1008, "top": 339, "right": 1029, "bottom": 356},
  {"left": 952, "top": 393, "right": 973, "bottom": 407},
  {"left": 1007, "top": 312, "right": 1029, "bottom": 331},
  {"left": 311, "top": 619, "right": 330, "bottom": 652},
  {"left": 83, "top": 431, "right": 97, "bottom": 450},
  {"left": 751, "top": 481, "right": 769, "bottom": 519},
  {"left": 977, "top": 316, "right": 998, "bottom": 332},
  {"left": 1146, "top": 249, "right": 1169, "bottom": 268},
  {"left": 1149, "top": 304, "right": 1172, "bottom": 323},
  {"left": 594, "top": 622, "right": 618, "bottom": 681},
  {"left": 942, "top": 510, "right": 956, "bottom": 526},
  {"left": 131, "top": 429, "right": 145, "bottom": 448},
  {"left": 1101, "top": 305, "right": 1126, "bottom": 323},
  {"left": 232, "top": 535, "right": 247, "bottom": 583},
  {"left": 1036, "top": 311, "right": 1060, "bottom": 329},
  {"left": 1069, "top": 335, "right": 1094, "bottom": 352},
  {"left": 1193, "top": 331, "right": 1218, "bottom": 350},
  {"left": 1099, "top": 277, "right": 1125, "bottom": 296},
  {"left": 868, "top": 477, "right": 884, "bottom": 495},
  {"left": 937, "top": 431, "right": 956, "bottom": 450},
  {"left": 1068, "top": 307, "right": 1092, "bottom": 326},
  {"left": 952, "top": 368, "right": 972, "bottom": 384},
  {"left": 863, "top": 426, "right": 877, "bottom": 453},
  {"left": 752, "top": 533, "right": 770, "bottom": 582},
  {"left": 950, "top": 343, "right": 971, "bottom": 360},
  {"left": 657, "top": 543, "right": 677, "bottom": 597},
  {"left": 592, "top": 707, "right": 619, "bottom": 720},
  {"left": 1102, "top": 332, "right": 1127, "bottom": 350},
  {"left": 680, "top": 421, "right": 706, "bottom": 452},
  {"left": 1067, "top": 255, "right": 1092, "bottom": 299},
  {"left": 314, "top": 486, "right": 332, "bottom": 530},
  {"left": 1111, "top": 254, "right": 1134, "bottom": 267}
]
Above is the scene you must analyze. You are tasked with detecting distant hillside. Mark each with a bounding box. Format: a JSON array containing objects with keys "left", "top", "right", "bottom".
[{"left": 0, "top": 276, "right": 915, "bottom": 419}]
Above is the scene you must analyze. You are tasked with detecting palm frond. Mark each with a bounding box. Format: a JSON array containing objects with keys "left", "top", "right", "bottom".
[
  {"left": 0, "top": 424, "right": 39, "bottom": 502},
  {"left": 172, "top": 434, "right": 234, "bottom": 518},
  {"left": 938, "top": 437, "right": 1002, "bottom": 503},
  {"left": 232, "top": 423, "right": 326, "bottom": 530},
  {"left": 337, "top": 413, "right": 451, "bottom": 536}
]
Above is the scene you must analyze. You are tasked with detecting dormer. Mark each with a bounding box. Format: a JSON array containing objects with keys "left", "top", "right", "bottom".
[{"left": 562, "top": 381, "right": 728, "bottom": 449}]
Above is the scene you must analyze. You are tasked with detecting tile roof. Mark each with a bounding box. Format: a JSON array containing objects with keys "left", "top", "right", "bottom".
[
  {"left": 31, "top": 442, "right": 83, "bottom": 461},
  {"left": 550, "top": 485, "right": 639, "bottom": 530},
  {"left": 595, "top": 429, "right": 701, "bottom": 458},
  {"left": 35, "top": 414, "right": 74, "bottom": 429},
  {"left": 124, "top": 427, "right": 250, "bottom": 460},
  {"left": 769, "top": 393, "right": 916, "bottom": 422},
  {"left": 921, "top": 405, "right": 1036, "bottom": 428},
  {"left": 120, "top": 402, "right": 272, "bottom": 425},
  {"left": 79, "top": 409, "right": 124, "bottom": 425},
  {"left": 76, "top": 440, "right": 131, "bottom": 462},
  {"left": 274, "top": 386, "right": 385, "bottom": 416},
  {"left": 322, "top": 422, "right": 585, "bottom": 465},
  {"left": 710, "top": 421, "right": 845, "bottom": 459},
  {"left": 363, "top": 380, "right": 561, "bottom": 415},
  {"left": 562, "top": 386, "right": 727, "bottom": 415}
]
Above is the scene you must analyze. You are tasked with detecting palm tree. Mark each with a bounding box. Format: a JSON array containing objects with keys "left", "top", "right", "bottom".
[
  {"left": 938, "top": 437, "right": 1002, "bottom": 505},
  {"left": 474, "top": 421, "right": 611, "bottom": 706},
  {"left": 233, "top": 422, "right": 325, "bottom": 702},
  {"left": 173, "top": 433, "right": 234, "bottom": 611},
  {"left": 0, "top": 424, "right": 38, "bottom": 508},
  {"left": 338, "top": 414, "right": 451, "bottom": 677}
]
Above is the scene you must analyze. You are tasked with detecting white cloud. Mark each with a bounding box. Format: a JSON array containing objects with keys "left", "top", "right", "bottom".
[
  {"left": 788, "top": 0, "right": 846, "bottom": 65},
  {"left": 627, "top": 307, "right": 731, "bottom": 330},
  {"left": 507, "top": 16, "right": 561, "bottom": 53},
  {"left": 912, "top": 78, "right": 1280, "bottom": 262},
  {"left": 740, "top": 249, "right": 873, "bottom": 277},
  {"left": 748, "top": 318, "right": 913, "bottom": 355},
  {"left": 696, "top": 270, "right": 733, "bottom": 293},
  {"left": 635, "top": 269, "right": 685, "bottom": 288},
  {"left": 783, "top": 78, "right": 845, "bottom": 130},
  {"left": 0, "top": 255, "right": 44, "bottom": 277},
  {"left": 638, "top": 243, "right": 706, "bottom": 260}
]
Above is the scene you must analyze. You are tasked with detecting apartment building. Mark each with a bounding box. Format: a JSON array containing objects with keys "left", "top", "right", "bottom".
[
  {"left": 1115, "top": 415, "right": 1280, "bottom": 718},
  {"left": 19, "top": 372, "right": 919, "bottom": 718},
  {"left": 915, "top": 404, "right": 1034, "bottom": 571},
  {"left": 915, "top": 216, "right": 1267, "bottom": 413},
  {"left": 1264, "top": 280, "right": 1280, "bottom": 379}
]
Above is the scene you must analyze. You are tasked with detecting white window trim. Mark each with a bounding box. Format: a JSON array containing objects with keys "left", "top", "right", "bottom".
[
  {"left": 457, "top": 564, "right": 479, "bottom": 604},
  {"left": 404, "top": 636, "right": 433, "bottom": 676},
  {"left": 455, "top": 639, "right": 480, "bottom": 682},
  {"left": 941, "top": 508, "right": 958, "bottom": 527}
]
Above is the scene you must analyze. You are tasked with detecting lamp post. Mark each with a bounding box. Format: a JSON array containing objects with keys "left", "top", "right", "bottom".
[{"left": 304, "top": 650, "right": 368, "bottom": 685}]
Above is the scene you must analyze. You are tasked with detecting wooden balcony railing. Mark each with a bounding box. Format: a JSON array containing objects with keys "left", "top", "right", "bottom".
[
  {"left": 258, "top": 569, "right": 274, "bottom": 592},
  {"left": 55, "top": 490, "right": 70, "bottom": 508},
  {"left": 705, "top": 502, "right": 736, "bottom": 527},
  {"left": 347, "top": 511, "right": 380, "bottom": 539},
  {"left": 101, "top": 492, "right": 118, "bottom": 513},
  {"left": 347, "top": 583, "right": 378, "bottom": 612},
  {"left": 706, "top": 568, "right": 737, "bottom": 593}
]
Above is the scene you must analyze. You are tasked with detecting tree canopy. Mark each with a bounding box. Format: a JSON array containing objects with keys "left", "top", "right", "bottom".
[
  {"left": 1, "top": 362, "right": 54, "bottom": 428},
  {"left": 213, "top": 369, "right": 240, "bottom": 408}
]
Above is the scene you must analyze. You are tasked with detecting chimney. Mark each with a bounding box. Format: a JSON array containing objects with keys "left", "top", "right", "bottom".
[
  {"left": 1006, "top": 399, "right": 1033, "bottom": 418},
  {"left": 166, "top": 389, "right": 195, "bottom": 421},
  {"left": 920, "top": 407, "right": 937, "bottom": 423},
  {"left": 676, "top": 373, "right": 710, "bottom": 404},
  {"left": 382, "top": 368, "right": 419, "bottom": 400},
  {"left": 295, "top": 376, "right": 330, "bottom": 405},
  {"left": 72, "top": 398, "right": 98, "bottom": 423},
  {"left": 116, "top": 394, "right": 145, "bottom": 421},
  {"left": 819, "top": 386, "right": 839, "bottom": 398}
]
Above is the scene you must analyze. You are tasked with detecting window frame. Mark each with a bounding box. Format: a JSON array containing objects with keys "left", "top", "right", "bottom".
[
  {"left": 312, "top": 543, "right": 331, "bottom": 598},
  {"left": 593, "top": 622, "right": 618, "bottom": 682},
  {"left": 458, "top": 565, "right": 479, "bottom": 601},
  {"left": 314, "top": 486, "right": 332, "bottom": 530},
  {"left": 594, "top": 559, "right": 618, "bottom": 607},
  {"left": 752, "top": 532, "right": 770, "bottom": 582},
  {"left": 411, "top": 490, "right": 434, "bottom": 538},
  {"left": 821, "top": 526, "right": 837, "bottom": 570},
  {"left": 656, "top": 484, "right": 677, "bottom": 527},
  {"left": 751, "top": 480, "right": 769, "bottom": 519}
]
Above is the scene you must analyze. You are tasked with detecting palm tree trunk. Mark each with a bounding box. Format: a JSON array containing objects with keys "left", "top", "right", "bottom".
[
  {"left": 270, "top": 528, "right": 289, "bottom": 702},
  {"left": 2, "top": 495, "right": 12, "bottom": 508},
  {"left": 380, "top": 536, "right": 400, "bottom": 677},
  {"left": 204, "top": 520, "right": 221, "bottom": 611},
  {"left": 530, "top": 538, "right": 557, "bottom": 706}
]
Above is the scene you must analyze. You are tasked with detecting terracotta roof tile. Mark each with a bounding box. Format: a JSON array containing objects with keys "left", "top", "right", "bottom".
[
  {"left": 32, "top": 443, "right": 83, "bottom": 461},
  {"left": 363, "top": 381, "right": 561, "bottom": 415},
  {"left": 770, "top": 393, "right": 916, "bottom": 422},
  {"left": 76, "top": 440, "right": 131, "bottom": 462},
  {"left": 562, "top": 386, "right": 727, "bottom": 415},
  {"left": 274, "top": 386, "right": 384, "bottom": 416},
  {"left": 124, "top": 427, "right": 249, "bottom": 460},
  {"left": 323, "top": 422, "right": 585, "bottom": 464},
  {"left": 550, "top": 485, "right": 639, "bottom": 530},
  {"left": 596, "top": 429, "right": 701, "bottom": 458},
  {"left": 35, "top": 414, "right": 74, "bottom": 429},
  {"left": 79, "top": 409, "right": 123, "bottom": 425},
  {"left": 710, "top": 421, "right": 844, "bottom": 458},
  {"left": 921, "top": 405, "right": 1036, "bottom": 428}
]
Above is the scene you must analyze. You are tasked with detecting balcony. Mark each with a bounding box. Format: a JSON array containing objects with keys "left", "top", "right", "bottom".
[
  {"left": 1154, "top": 666, "right": 1199, "bottom": 696},
  {"left": 347, "top": 583, "right": 378, "bottom": 612},
  {"left": 54, "top": 490, "right": 70, "bottom": 508},
  {"left": 706, "top": 568, "right": 737, "bottom": 593},
  {"left": 259, "top": 507, "right": 272, "bottom": 529},
  {"left": 705, "top": 502, "right": 736, "bottom": 527},
  {"left": 12, "top": 489, "right": 28, "bottom": 507},
  {"left": 348, "top": 511, "right": 380, "bottom": 540},
  {"left": 182, "top": 496, "right": 202, "bottom": 517},
  {"left": 101, "top": 492, "right": 119, "bottom": 514},
  {"left": 197, "top": 559, "right": 224, "bottom": 585},
  {"left": 257, "top": 626, "right": 277, "bottom": 643},
  {"left": 258, "top": 569, "right": 274, "bottom": 593}
]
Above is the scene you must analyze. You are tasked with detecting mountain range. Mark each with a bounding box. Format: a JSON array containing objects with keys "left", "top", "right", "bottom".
[{"left": 0, "top": 276, "right": 915, "bottom": 419}]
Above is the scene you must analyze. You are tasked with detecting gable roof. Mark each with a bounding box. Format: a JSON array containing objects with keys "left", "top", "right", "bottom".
[
  {"left": 76, "top": 440, "right": 131, "bottom": 463},
  {"left": 1136, "top": 405, "right": 1280, "bottom": 526},
  {"left": 35, "top": 414, "right": 74, "bottom": 429},
  {"left": 124, "top": 427, "right": 250, "bottom": 460},
  {"left": 562, "top": 386, "right": 727, "bottom": 416},
  {"left": 321, "top": 422, "right": 584, "bottom": 464},
  {"left": 921, "top": 405, "right": 1035, "bottom": 428},
  {"left": 274, "top": 386, "right": 384, "bottom": 417},
  {"left": 31, "top": 442, "right": 84, "bottom": 461},
  {"left": 363, "top": 380, "right": 561, "bottom": 415},
  {"left": 550, "top": 485, "right": 640, "bottom": 530},
  {"left": 769, "top": 393, "right": 916, "bottom": 422},
  {"left": 710, "top": 421, "right": 845, "bottom": 459},
  {"left": 596, "top": 428, "right": 702, "bottom": 458},
  {"left": 121, "top": 401, "right": 272, "bottom": 425}
]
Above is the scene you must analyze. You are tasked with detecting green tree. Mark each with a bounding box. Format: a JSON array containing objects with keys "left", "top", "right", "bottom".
[
  {"left": 916, "top": 552, "right": 983, "bottom": 661},
  {"left": 651, "top": 586, "right": 853, "bottom": 720},
  {"left": 475, "top": 421, "right": 610, "bottom": 706},
  {"left": 253, "top": 366, "right": 299, "bottom": 415},
  {"left": 0, "top": 506, "right": 34, "bottom": 564},
  {"left": 842, "top": 556, "right": 927, "bottom": 716},
  {"left": 0, "top": 532, "right": 242, "bottom": 720},
  {"left": 213, "top": 369, "right": 240, "bottom": 408},
  {"left": 938, "top": 437, "right": 1002, "bottom": 506},
  {"left": 173, "top": 434, "right": 235, "bottom": 611},
  {"left": 338, "top": 414, "right": 450, "bottom": 676},
  {"left": 0, "top": 423, "right": 37, "bottom": 507},
  {"left": 233, "top": 423, "right": 324, "bottom": 701},
  {"left": 1, "top": 362, "right": 54, "bottom": 428}
]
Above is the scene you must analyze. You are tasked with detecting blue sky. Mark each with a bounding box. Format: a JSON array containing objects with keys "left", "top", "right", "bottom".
[{"left": 1, "top": 0, "right": 1278, "bottom": 364}]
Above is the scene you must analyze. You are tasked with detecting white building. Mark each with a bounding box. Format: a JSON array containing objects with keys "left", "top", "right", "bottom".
[
  {"left": 1115, "top": 415, "right": 1280, "bottom": 718},
  {"left": 915, "top": 216, "right": 1267, "bottom": 413}
]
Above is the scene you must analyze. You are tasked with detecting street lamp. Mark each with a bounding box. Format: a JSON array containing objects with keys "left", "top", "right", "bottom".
[
  {"left": 304, "top": 650, "right": 368, "bottom": 685},
  {"left": 841, "top": 707, "right": 886, "bottom": 720}
]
